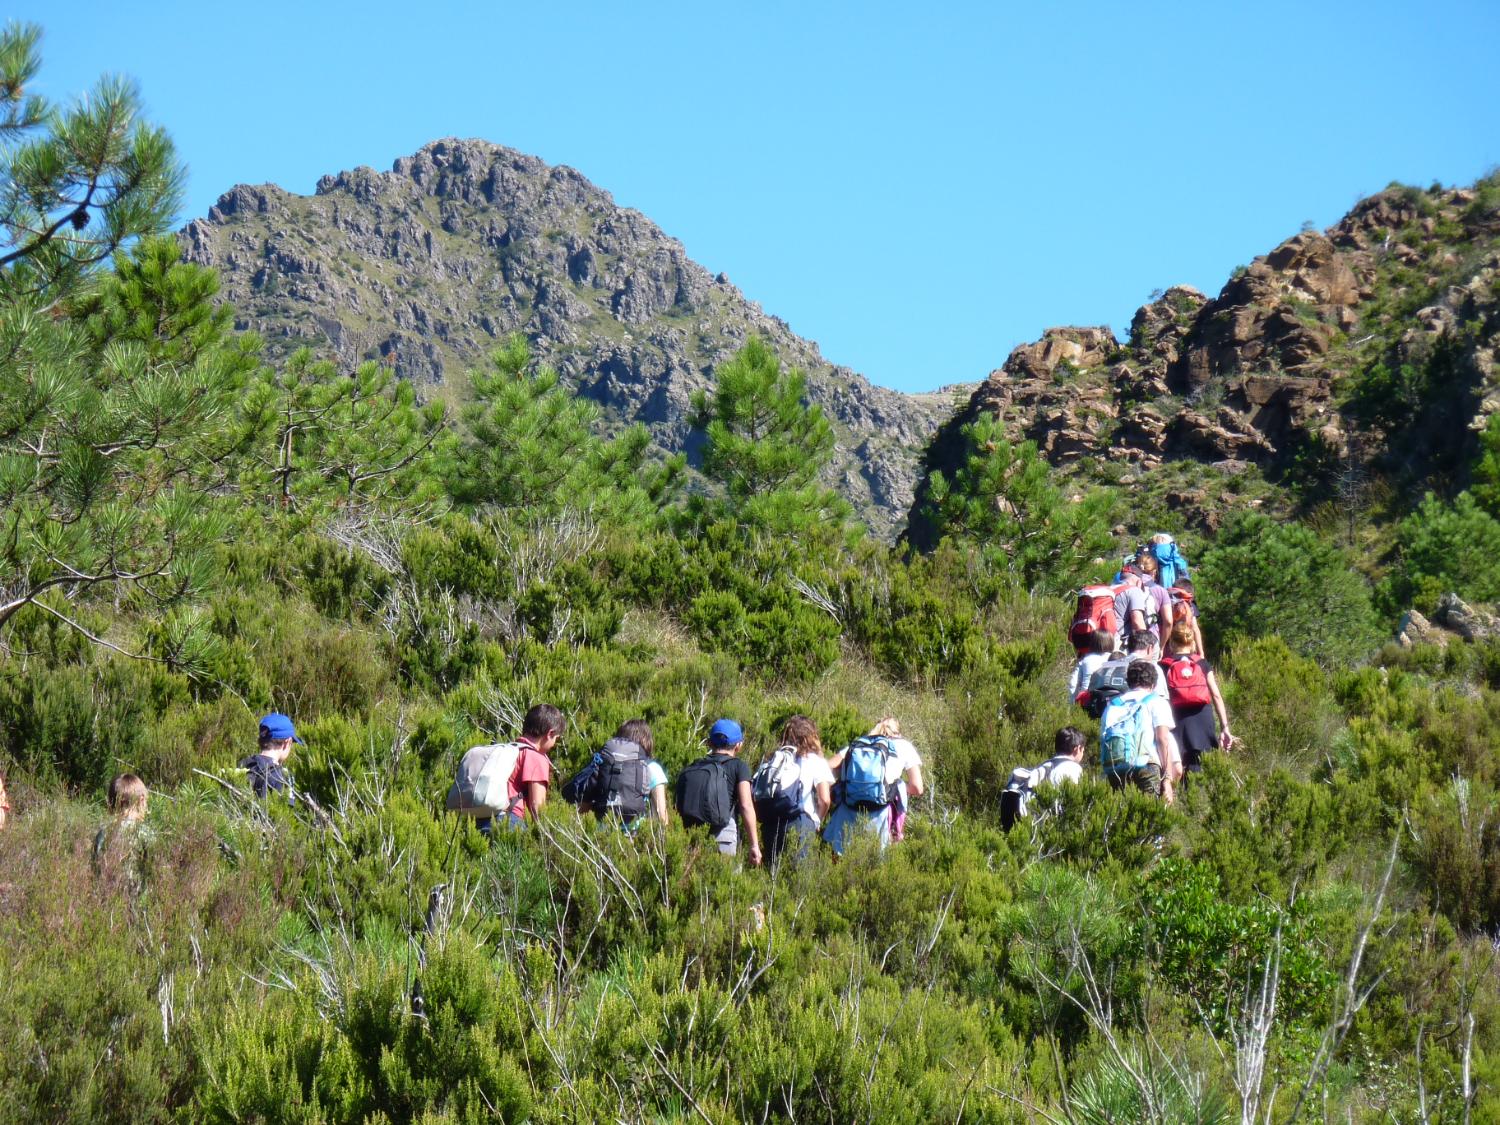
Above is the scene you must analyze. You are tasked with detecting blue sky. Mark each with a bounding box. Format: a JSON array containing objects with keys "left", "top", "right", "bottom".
[{"left": 17, "top": 1, "right": 1499, "bottom": 393}]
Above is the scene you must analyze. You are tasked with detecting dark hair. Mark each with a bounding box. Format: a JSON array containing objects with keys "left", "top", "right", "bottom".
[
  {"left": 779, "top": 715, "right": 823, "bottom": 758},
  {"left": 1054, "top": 727, "right": 1086, "bottom": 757},
  {"left": 614, "top": 718, "right": 654, "bottom": 758},
  {"left": 1127, "top": 632, "right": 1154, "bottom": 654},
  {"left": 1126, "top": 660, "right": 1157, "bottom": 690},
  {"left": 1091, "top": 629, "right": 1116, "bottom": 655},
  {"left": 1174, "top": 577, "right": 1195, "bottom": 595},
  {"left": 522, "top": 704, "right": 566, "bottom": 739}
]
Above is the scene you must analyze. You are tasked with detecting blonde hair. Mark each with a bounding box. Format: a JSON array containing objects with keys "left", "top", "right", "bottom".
[
  {"left": 779, "top": 715, "right": 823, "bottom": 758},
  {"left": 868, "top": 716, "right": 902, "bottom": 738},
  {"left": 1168, "top": 615, "right": 1197, "bottom": 652},
  {"left": 107, "top": 773, "right": 148, "bottom": 820}
]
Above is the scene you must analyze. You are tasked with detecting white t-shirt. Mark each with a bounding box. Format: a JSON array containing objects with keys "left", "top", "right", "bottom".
[
  {"left": 644, "top": 760, "right": 668, "bottom": 791},
  {"left": 1128, "top": 654, "right": 1170, "bottom": 697},
  {"left": 882, "top": 736, "right": 922, "bottom": 784},
  {"left": 1107, "top": 688, "right": 1175, "bottom": 767},
  {"left": 794, "top": 753, "right": 835, "bottom": 825},
  {"left": 1036, "top": 756, "right": 1084, "bottom": 786}
]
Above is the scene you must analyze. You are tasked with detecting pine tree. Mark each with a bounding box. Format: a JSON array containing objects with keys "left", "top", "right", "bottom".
[
  {"left": 236, "top": 348, "right": 450, "bottom": 515},
  {"left": 447, "top": 334, "right": 677, "bottom": 521},
  {"left": 917, "top": 414, "right": 1115, "bottom": 594},
  {"left": 0, "top": 27, "right": 242, "bottom": 639},
  {"left": 689, "top": 337, "right": 850, "bottom": 535}
]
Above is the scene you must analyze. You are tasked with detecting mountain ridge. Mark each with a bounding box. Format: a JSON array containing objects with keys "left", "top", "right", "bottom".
[{"left": 179, "top": 137, "right": 959, "bottom": 536}]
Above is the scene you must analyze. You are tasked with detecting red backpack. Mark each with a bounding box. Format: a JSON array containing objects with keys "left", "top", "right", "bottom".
[
  {"left": 1160, "top": 655, "right": 1212, "bottom": 708},
  {"left": 1069, "top": 585, "right": 1121, "bottom": 656}
]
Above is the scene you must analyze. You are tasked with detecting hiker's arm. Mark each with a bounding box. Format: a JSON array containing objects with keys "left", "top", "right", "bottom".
[
  {"left": 524, "top": 781, "right": 547, "bottom": 817},
  {"left": 1159, "top": 597, "right": 1174, "bottom": 635},
  {"left": 651, "top": 784, "right": 669, "bottom": 826},
  {"left": 904, "top": 763, "right": 925, "bottom": 799},
  {"left": 1129, "top": 608, "right": 1147, "bottom": 636},
  {"left": 736, "top": 779, "right": 761, "bottom": 865},
  {"left": 1207, "top": 671, "right": 1233, "bottom": 749},
  {"left": 814, "top": 780, "right": 831, "bottom": 820}
]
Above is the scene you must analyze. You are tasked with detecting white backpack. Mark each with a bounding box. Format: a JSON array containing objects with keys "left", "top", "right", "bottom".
[
  {"left": 446, "top": 742, "right": 522, "bottom": 816},
  {"left": 751, "top": 746, "right": 804, "bottom": 820}
]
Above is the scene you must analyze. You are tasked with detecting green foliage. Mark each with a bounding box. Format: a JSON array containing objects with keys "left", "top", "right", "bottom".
[
  {"left": 448, "top": 334, "right": 674, "bottom": 522},
  {"left": 915, "top": 414, "right": 1116, "bottom": 595},
  {"left": 1383, "top": 490, "right": 1500, "bottom": 612},
  {"left": 1197, "top": 512, "right": 1381, "bottom": 666},
  {"left": 689, "top": 336, "right": 852, "bottom": 536}
]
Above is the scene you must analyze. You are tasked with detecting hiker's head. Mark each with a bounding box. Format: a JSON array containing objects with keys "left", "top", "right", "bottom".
[
  {"left": 1169, "top": 616, "right": 1196, "bottom": 651},
  {"left": 1174, "top": 577, "right": 1195, "bottom": 597},
  {"left": 1136, "top": 553, "right": 1159, "bottom": 579},
  {"left": 868, "top": 716, "right": 902, "bottom": 738},
  {"left": 1055, "top": 726, "right": 1086, "bottom": 760},
  {"left": 107, "top": 773, "right": 148, "bottom": 820},
  {"left": 779, "top": 715, "right": 823, "bottom": 758},
  {"left": 706, "top": 718, "right": 744, "bottom": 754},
  {"left": 1091, "top": 629, "right": 1116, "bottom": 655},
  {"left": 522, "top": 704, "right": 566, "bottom": 753},
  {"left": 1151, "top": 533, "right": 1174, "bottom": 546},
  {"left": 615, "top": 718, "right": 654, "bottom": 758},
  {"left": 1120, "top": 570, "right": 1143, "bottom": 589},
  {"left": 1126, "top": 661, "right": 1157, "bottom": 691},
  {"left": 1127, "top": 632, "right": 1156, "bottom": 657},
  {"left": 258, "top": 712, "right": 302, "bottom": 762}
]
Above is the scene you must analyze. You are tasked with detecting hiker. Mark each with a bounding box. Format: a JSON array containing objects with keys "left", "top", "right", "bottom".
[
  {"left": 1160, "top": 616, "right": 1233, "bottom": 772},
  {"left": 506, "top": 704, "right": 565, "bottom": 828},
  {"left": 869, "top": 717, "right": 924, "bottom": 840},
  {"left": 0, "top": 768, "right": 9, "bottom": 830},
  {"left": 241, "top": 712, "right": 301, "bottom": 801},
  {"left": 1148, "top": 533, "right": 1191, "bottom": 590},
  {"left": 821, "top": 719, "right": 924, "bottom": 856},
  {"left": 1099, "top": 661, "right": 1176, "bottom": 803},
  {"left": 753, "top": 714, "right": 833, "bottom": 866},
  {"left": 1069, "top": 628, "right": 1117, "bottom": 705},
  {"left": 93, "top": 773, "right": 150, "bottom": 892},
  {"left": 1000, "top": 726, "right": 1086, "bottom": 832},
  {"left": 675, "top": 719, "right": 762, "bottom": 866},
  {"left": 576, "top": 718, "right": 670, "bottom": 830},
  {"left": 1170, "top": 577, "right": 1205, "bottom": 655},
  {"left": 1134, "top": 552, "right": 1176, "bottom": 643},
  {"left": 1082, "top": 632, "right": 1166, "bottom": 718},
  {"left": 1113, "top": 571, "right": 1157, "bottom": 649}
]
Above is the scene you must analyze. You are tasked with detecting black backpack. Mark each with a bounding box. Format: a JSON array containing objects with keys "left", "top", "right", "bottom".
[
  {"left": 581, "top": 738, "right": 649, "bottom": 821},
  {"left": 1085, "top": 658, "right": 1132, "bottom": 719},
  {"left": 675, "top": 754, "right": 734, "bottom": 831}
]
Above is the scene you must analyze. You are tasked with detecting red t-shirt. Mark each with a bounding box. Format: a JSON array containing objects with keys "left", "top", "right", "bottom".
[{"left": 507, "top": 739, "right": 553, "bottom": 819}]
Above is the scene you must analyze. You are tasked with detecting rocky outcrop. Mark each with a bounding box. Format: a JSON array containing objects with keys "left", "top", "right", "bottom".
[
  {"left": 180, "top": 138, "right": 951, "bottom": 536},
  {"left": 1398, "top": 594, "right": 1500, "bottom": 647},
  {"left": 910, "top": 179, "right": 1500, "bottom": 536}
]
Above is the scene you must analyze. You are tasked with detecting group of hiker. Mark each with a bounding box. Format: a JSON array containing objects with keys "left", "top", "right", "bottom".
[
  {"left": 445, "top": 705, "right": 926, "bottom": 866},
  {"left": 1002, "top": 532, "right": 1236, "bottom": 827},
  {"left": 23, "top": 531, "right": 1235, "bottom": 877}
]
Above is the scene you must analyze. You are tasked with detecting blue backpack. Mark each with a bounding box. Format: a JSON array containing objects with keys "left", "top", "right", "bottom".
[
  {"left": 839, "top": 736, "right": 894, "bottom": 811},
  {"left": 1150, "top": 538, "right": 1191, "bottom": 590},
  {"left": 1100, "top": 694, "right": 1158, "bottom": 774}
]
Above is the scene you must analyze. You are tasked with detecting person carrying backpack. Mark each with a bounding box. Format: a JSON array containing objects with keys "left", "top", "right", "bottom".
[
  {"left": 675, "top": 719, "right": 761, "bottom": 866},
  {"left": 1133, "top": 553, "right": 1176, "bottom": 645},
  {"left": 1169, "top": 577, "right": 1205, "bottom": 655},
  {"left": 241, "top": 712, "right": 302, "bottom": 802},
  {"left": 1149, "top": 533, "right": 1191, "bottom": 590},
  {"left": 1099, "top": 661, "right": 1177, "bottom": 803},
  {"left": 753, "top": 714, "right": 833, "bottom": 866},
  {"left": 1113, "top": 571, "right": 1157, "bottom": 650},
  {"left": 1000, "top": 727, "right": 1086, "bottom": 832},
  {"left": 821, "top": 718, "right": 924, "bottom": 856},
  {"left": 576, "top": 719, "right": 670, "bottom": 831},
  {"left": 1160, "top": 616, "right": 1233, "bottom": 772},
  {"left": 1069, "top": 629, "right": 1118, "bottom": 705}
]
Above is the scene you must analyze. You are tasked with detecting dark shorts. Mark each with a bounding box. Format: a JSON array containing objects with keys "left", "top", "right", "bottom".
[{"left": 1105, "top": 763, "right": 1163, "bottom": 797}]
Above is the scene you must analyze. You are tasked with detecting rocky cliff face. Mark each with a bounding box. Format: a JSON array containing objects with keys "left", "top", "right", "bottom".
[
  {"left": 180, "top": 138, "right": 954, "bottom": 536},
  {"left": 910, "top": 180, "right": 1500, "bottom": 536}
]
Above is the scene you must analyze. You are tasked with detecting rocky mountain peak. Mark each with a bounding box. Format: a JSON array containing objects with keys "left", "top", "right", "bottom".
[{"left": 180, "top": 138, "right": 951, "bottom": 535}]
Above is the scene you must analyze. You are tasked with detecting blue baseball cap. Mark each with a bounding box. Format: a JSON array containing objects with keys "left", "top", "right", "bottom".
[
  {"left": 259, "top": 712, "right": 304, "bottom": 744},
  {"left": 706, "top": 718, "right": 743, "bottom": 748}
]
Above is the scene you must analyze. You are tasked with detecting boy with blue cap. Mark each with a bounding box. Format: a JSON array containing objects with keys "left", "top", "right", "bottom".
[
  {"left": 674, "top": 719, "right": 761, "bottom": 866},
  {"left": 241, "top": 712, "right": 302, "bottom": 800}
]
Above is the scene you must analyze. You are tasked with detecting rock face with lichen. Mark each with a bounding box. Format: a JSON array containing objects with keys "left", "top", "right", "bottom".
[
  {"left": 909, "top": 179, "right": 1500, "bottom": 538},
  {"left": 179, "top": 138, "right": 956, "bottom": 536}
]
